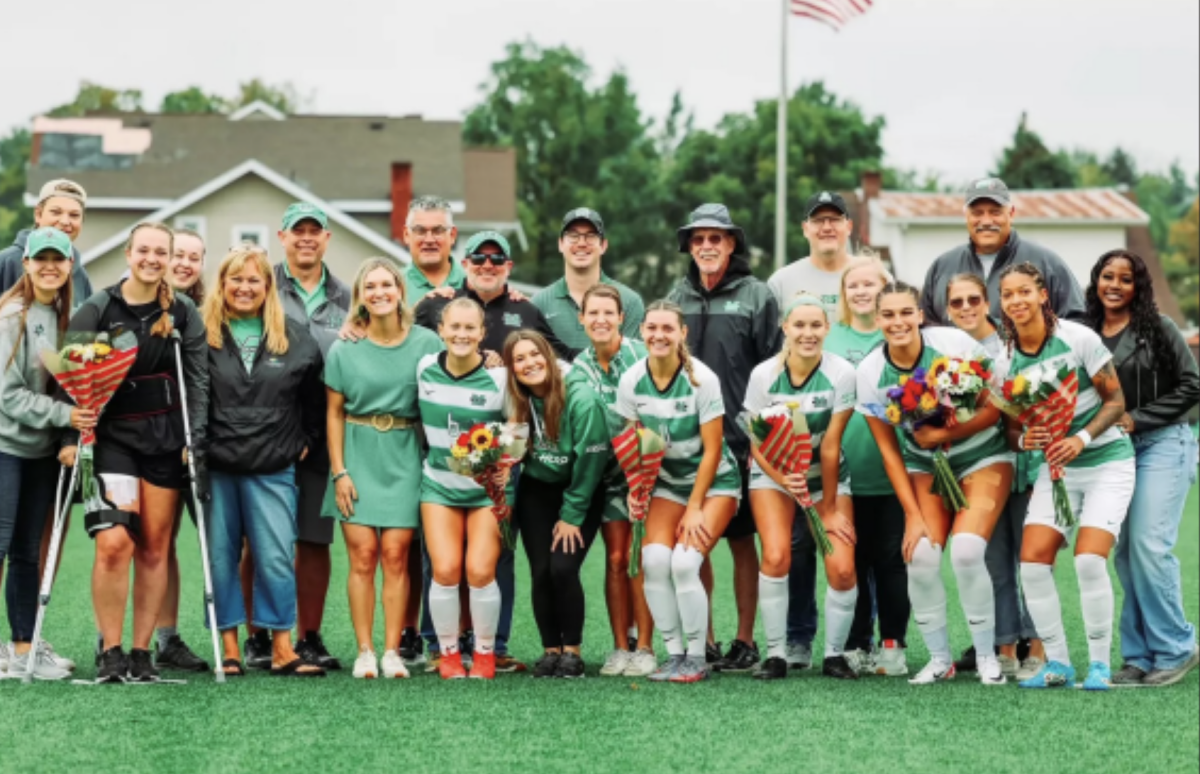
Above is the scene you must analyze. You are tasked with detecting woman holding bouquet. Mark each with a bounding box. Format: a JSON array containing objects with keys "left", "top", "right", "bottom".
[
  {"left": 503, "top": 330, "right": 609, "bottom": 678},
  {"left": 614, "top": 300, "right": 742, "bottom": 684},
  {"left": 62, "top": 222, "right": 209, "bottom": 683},
  {"left": 745, "top": 294, "right": 858, "bottom": 681},
  {"left": 857, "top": 281, "right": 1013, "bottom": 686},
  {"left": 571, "top": 285, "right": 656, "bottom": 677},
  {"left": 417, "top": 297, "right": 512, "bottom": 680}
]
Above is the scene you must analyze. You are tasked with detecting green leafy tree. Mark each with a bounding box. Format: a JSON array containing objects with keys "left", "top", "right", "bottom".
[
  {"left": 1101, "top": 147, "right": 1139, "bottom": 187},
  {"left": 993, "top": 112, "right": 1075, "bottom": 189},
  {"left": 47, "top": 81, "right": 143, "bottom": 117},
  {"left": 0, "top": 128, "right": 31, "bottom": 246},
  {"left": 234, "top": 79, "right": 307, "bottom": 114},
  {"left": 160, "top": 86, "right": 230, "bottom": 114},
  {"left": 1163, "top": 198, "right": 1199, "bottom": 325}
]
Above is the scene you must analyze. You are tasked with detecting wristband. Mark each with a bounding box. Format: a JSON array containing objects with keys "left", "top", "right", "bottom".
[
  {"left": 1074, "top": 430, "right": 1092, "bottom": 448},
  {"left": 332, "top": 470, "right": 349, "bottom": 482}
]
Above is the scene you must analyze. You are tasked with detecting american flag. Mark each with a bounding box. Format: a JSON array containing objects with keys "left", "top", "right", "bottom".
[{"left": 790, "top": 0, "right": 874, "bottom": 31}]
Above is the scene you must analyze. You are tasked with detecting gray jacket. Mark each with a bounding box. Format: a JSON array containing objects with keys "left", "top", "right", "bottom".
[
  {"left": 272, "top": 262, "right": 350, "bottom": 358},
  {"left": 0, "top": 301, "right": 73, "bottom": 458},
  {"left": 0, "top": 229, "right": 94, "bottom": 312},
  {"left": 919, "top": 229, "right": 1085, "bottom": 326}
]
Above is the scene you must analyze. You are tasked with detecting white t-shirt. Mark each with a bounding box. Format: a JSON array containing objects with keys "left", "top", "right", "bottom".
[
  {"left": 977, "top": 252, "right": 999, "bottom": 278},
  {"left": 767, "top": 257, "right": 843, "bottom": 321}
]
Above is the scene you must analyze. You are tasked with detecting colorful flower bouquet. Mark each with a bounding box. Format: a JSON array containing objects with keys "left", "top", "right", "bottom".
[
  {"left": 927, "top": 355, "right": 993, "bottom": 424},
  {"left": 446, "top": 422, "right": 529, "bottom": 549},
  {"left": 611, "top": 423, "right": 667, "bottom": 576}
]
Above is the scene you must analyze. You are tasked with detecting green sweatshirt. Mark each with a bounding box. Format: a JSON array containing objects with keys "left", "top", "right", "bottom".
[
  {"left": 522, "top": 376, "right": 611, "bottom": 526},
  {"left": 0, "top": 300, "right": 73, "bottom": 458}
]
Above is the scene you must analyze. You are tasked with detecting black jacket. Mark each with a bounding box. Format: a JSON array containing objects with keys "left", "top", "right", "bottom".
[
  {"left": 413, "top": 283, "right": 575, "bottom": 361},
  {"left": 206, "top": 317, "right": 324, "bottom": 475},
  {"left": 1105, "top": 315, "right": 1200, "bottom": 435},
  {"left": 667, "top": 256, "right": 782, "bottom": 459}
]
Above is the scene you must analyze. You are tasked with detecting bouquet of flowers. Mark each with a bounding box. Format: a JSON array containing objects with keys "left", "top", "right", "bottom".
[
  {"left": 862, "top": 367, "right": 968, "bottom": 515},
  {"left": 446, "top": 422, "right": 529, "bottom": 550},
  {"left": 927, "top": 355, "right": 993, "bottom": 424},
  {"left": 611, "top": 423, "right": 667, "bottom": 576},
  {"left": 40, "top": 331, "right": 139, "bottom": 502},
  {"left": 989, "top": 364, "right": 1079, "bottom": 526},
  {"left": 744, "top": 404, "right": 833, "bottom": 556}
]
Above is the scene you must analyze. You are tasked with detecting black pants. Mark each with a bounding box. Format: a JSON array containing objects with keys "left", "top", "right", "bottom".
[
  {"left": 846, "top": 493, "right": 910, "bottom": 650},
  {"left": 515, "top": 476, "right": 603, "bottom": 649}
]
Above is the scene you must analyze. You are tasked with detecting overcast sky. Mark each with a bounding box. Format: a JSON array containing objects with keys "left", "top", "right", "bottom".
[{"left": 6, "top": 0, "right": 1197, "bottom": 186}]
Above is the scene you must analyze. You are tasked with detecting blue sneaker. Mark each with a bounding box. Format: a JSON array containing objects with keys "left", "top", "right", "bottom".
[
  {"left": 1019, "top": 660, "right": 1075, "bottom": 689},
  {"left": 1082, "top": 661, "right": 1112, "bottom": 691}
]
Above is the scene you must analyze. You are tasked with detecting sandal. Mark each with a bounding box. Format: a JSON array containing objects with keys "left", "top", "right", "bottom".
[
  {"left": 221, "top": 659, "right": 246, "bottom": 677},
  {"left": 270, "top": 658, "right": 326, "bottom": 677}
]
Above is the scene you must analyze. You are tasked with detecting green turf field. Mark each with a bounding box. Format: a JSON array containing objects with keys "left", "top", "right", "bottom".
[{"left": 3, "top": 486, "right": 1197, "bottom": 773}]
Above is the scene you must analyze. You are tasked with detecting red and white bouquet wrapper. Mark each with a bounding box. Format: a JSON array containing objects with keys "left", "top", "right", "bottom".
[{"left": 612, "top": 424, "right": 666, "bottom": 577}]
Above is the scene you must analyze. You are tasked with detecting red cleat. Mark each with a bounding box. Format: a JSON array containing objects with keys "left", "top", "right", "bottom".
[
  {"left": 439, "top": 651, "right": 467, "bottom": 680},
  {"left": 469, "top": 651, "right": 496, "bottom": 680}
]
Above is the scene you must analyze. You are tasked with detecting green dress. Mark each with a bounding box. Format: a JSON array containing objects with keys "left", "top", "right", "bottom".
[{"left": 321, "top": 326, "right": 444, "bottom": 528}]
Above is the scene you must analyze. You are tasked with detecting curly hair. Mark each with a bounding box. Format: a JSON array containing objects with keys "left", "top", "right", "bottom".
[
  {"left": 1084, "top": 249, "right": 1177, "bottom": 380},
  {"left": 999, "top": 262, "right": 1058, "bottom": 355}
]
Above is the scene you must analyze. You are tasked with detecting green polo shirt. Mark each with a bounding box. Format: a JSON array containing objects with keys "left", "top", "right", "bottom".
[
  {"left": 283, "top": 261, "right": 328, "bottom": 318},
  {"left": 405, "top": 260, "right": 466, "bottom": 301},
  {"left": 530, "top": 273, "right": 644, "bottom": 351}
]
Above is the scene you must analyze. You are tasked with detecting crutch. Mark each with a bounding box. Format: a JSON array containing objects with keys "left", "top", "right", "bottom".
[
  {"left": 170, "top": 330, "right": 225, "bottom": 684},
  {"left": 24, "top": 457, "right": 81, "bottom": 683}
]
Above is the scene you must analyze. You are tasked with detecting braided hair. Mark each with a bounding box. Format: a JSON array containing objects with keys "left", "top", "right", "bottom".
[
  {"left": 998, "top": 262, "right": 1057, "bottom": 355},
  {"left": 125, "top": 222, "right": 177, "bottom": 338},
  {"left": 1084, "top": 250, "right": 1177, "bottom": 381},
  {"left": 645, "top": 299, "right": 699, "bottom": 387}
]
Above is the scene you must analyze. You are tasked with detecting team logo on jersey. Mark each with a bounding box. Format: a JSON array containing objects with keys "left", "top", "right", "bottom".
[
  {"left": 812, "top": 396, "right": 829, "bottom": 409},
  {"left": 470, "top": 393, "right": 487, "bottom": 406},
  {"left": 503, "top": 313, "right": 522, "bottom": 327},
  {"left": 724, "top": 300, "right": 740, "bottom": 312}
]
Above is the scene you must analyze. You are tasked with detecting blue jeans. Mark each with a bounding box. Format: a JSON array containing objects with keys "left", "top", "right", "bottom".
[
  {"left": 987, "top": 488, "right": 1038, "bottom": 645},
  {"left": 0, "top": 452, "right": 58, "bottom": 642},
  {"left": 1115, "top": 423, "right": 1199, "bottom": 671},
  {"left": 786, "top": 508, "right": 818, "bottom": 646},
  {"left": 208, "top": 467, "right": 298, "bottom": 631}
]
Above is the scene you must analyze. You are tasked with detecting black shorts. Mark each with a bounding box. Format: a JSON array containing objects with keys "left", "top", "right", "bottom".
[
  {"left": 94, "top": 440, "right": 187, "bottom": 491},
  {"left": 721, "top": 468, "right": 756, "bottom": 540}
]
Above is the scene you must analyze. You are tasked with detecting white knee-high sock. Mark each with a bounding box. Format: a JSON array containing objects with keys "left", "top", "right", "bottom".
[
  {"left": 908, "top": 538, "right": 951, "bottom": 663},
  {"left": 1021, "top": 562, "right": 1069, "bottom": 664},
  {"left": 950, "top": 534, "right": 996, "bottom": 656},
  {"left": 641, "top": 545, "right": 684, "bottom": 656},
  {"left": 672, "top": 545, "right": 708, "bottom": 659},
  {"left": 429, "top": 581, "right": 461, "bottom": 655},
  {"left": 1075, "top": 554, "right": 1114, "bottom": 667},
  {"left": 758, "top": 573, "right": 789, "bottom": 660},
  {"left": 824, "top": 586, "right": 858, "bottom": 658},
  {"left": 468, "top": 581, "right": 502, "bottom": 655}
]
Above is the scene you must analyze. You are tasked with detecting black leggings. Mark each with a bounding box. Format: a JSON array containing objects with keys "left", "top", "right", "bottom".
[
  {"left": 847, "top": 493, "right": 911, "bottom": 650},
  {"left": 515, "top": 476, "right": 603, "bottom": 649}
]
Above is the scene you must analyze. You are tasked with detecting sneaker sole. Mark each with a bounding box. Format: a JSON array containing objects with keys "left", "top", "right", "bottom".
[
  {"left": 354, "top": 672, "right": 377, "bottom": 679},
  {"left": 1144, "top": 653, "right": 1200, "bottom": 687},
  {"left": 668, "top": 673, "right": 709, "bottom": 684}
]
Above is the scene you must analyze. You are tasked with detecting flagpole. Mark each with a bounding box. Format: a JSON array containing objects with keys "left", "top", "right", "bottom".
[{"left": 774, "top": 0, "right": 788, "bottom": 271}]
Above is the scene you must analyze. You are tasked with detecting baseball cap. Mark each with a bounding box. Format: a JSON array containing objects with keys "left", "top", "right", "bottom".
[
  {"left": 463, "top": 230, "right": 512, "bottom": 258},
  {"left": 965, "top": 177, "right": 1012, "bottom": 207},
  {"left": 37, "top": 179, "right": 87, "bottom": 208},
  {"left": 281, "top": 202, "right": 329, "bottom": 231},
  {"left": 804, "top": 191, "right": 850, "bottom": 219},
  {"left": 24, "top": 227, "right": 74, "bottom": 260},
  {"left": 560, "top": 207, "right": 605, "bottom": 237}
]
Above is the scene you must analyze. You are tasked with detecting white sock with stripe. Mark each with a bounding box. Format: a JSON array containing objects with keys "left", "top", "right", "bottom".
[
  {"left": 428, "top": 581, "right": 461, "bottom": 656},
  {"left": 824, "top": 586, "right": 858, "bottom": 658},
  {"left": 468, "top": 581, "right": 501, "bottom": 656},
  {"left": 950, "top": 533, "right": 996, "bottom": 656},
  {"left": 672, "top": 544, "right": 708, "bottom": 659},
  {"left": 1021, "top": 562, "right": 1069, "bottom": 665},
  {"left": 758, "top": 573, "right": 789, "bottom": 660},
  {"left": 642, "top": 544, "right": 684, "bottom": 656},
  {"left": 908, "top": 538, "right": 951, "bottom": 663},
  {"left": 1075, "top": 553, "right": 1113, "bottom": 667}
]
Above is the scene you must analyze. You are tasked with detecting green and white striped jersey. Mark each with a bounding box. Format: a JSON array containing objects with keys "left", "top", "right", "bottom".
[
  {"left": 995, "top": 319, "right": 1133, "bottom": 469},
  {"left": 615, "top": 357, "right": 742, "bottom": 504},
  {"left": 416, "top": 352, "right": 512, "bottom": 508},
  {"left": 743, "top": 352, "right": 856, "bottom": 494},
  {"left": 856, "top": 327, "right": 1009, "bottom": 475}
]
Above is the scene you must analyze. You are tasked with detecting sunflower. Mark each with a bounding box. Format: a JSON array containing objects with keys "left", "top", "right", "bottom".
[
  {"left": 919, "top": 392, "right": 938, "bottom": 412},
  {"left": 885, "top": 404, "right": 902, "bottom": 424},
  {"left": 470, "top": 427, "right": 494, "bottom": 451},
  {"left": 451, "top": 445, "right": 470, "bottom": 459}
]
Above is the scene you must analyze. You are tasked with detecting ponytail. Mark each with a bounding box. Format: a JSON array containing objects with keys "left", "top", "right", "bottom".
[
  {"left": 677, "top": 340, "right": 699, "bottom": 388},
  {"left": 646, "top": 299, "right": 699, "bottom": 387},
  {"left": 149, "top": 280, "right": 175, "bottom": 338}
]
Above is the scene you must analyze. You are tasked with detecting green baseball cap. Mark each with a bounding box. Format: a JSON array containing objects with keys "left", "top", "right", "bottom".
[
  {"left": 23, "top": 227, "right": 74, "bottom": 260},
  {"left": 463, "top": 230, "right": 512, "bottom": 258},
  {"left": 281, "top": 202, "right": 329, "bottom": 231}
]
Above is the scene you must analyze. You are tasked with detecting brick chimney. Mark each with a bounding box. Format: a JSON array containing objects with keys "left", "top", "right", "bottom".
[
  {"left": 390, "top": 162, "right": 413, "bottom": 241},
  {"left": 860, "top": 170, "right": 882, "bottom": 245}
]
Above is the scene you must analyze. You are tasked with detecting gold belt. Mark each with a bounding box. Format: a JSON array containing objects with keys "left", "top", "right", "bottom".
[{"left": 346, "top": 414, "right": 418, "bottom": 432}]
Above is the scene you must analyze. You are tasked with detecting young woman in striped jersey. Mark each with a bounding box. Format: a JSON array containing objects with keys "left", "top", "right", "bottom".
[
  {"left": 614, "top": 300, "right": 742, "bottom": 683},
  {"left": 857, "top": 281, "right": 1014, "bottom": 686},
  {"left": 745, "top": 294, "right": 859, "bottom": 681},
  {"left": 416, "top": 297, "right": 511, "bottom": 681}
]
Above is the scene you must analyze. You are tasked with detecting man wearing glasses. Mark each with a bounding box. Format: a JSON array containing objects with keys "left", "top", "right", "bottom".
[
  {"left": 531, "top": 208, "right": 644, "bottom": 351},
  {"left": 767, "top": 191, "right": 855, "bottom": 320},
  {"left": 403, "top": 196, "right": 467, "bottom": 298}
]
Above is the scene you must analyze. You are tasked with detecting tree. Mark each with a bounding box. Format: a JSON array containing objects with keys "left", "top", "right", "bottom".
[
  {"left": 234, "top": 79, "right": 307, "bottom": 114},
  {"left": 47, "top": 81, "right": 143, "bottom": 117},
  {"left": 1101, "top": 147, "right": 1138, "bottom": 187},
  {"left": 0, "top": 128, "right": 31, "bottom": 246},
  {"left": 993, "top": 112, "right": 1075, "bottom": 189},
  {"left": 1163, "top": 198, "right": 1199, "bottom": 325},
  {"left": 160, "top": 86, "right": 230, "bottom": 114}
]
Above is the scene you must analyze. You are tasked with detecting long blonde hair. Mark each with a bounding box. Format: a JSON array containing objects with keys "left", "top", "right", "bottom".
[
  {"left": 351, "top": 257, "right": 413, "bottom": 328},
  {"left": 203, "top": 246, "right": 289, "bottom": 355},
  {"left": 837, "top": 250, "right": 893, "bottom": 327},
  {"left": 644, "top": 299, "right": 698, "bottom": 387},
  {"left": 125, "top": 222, "right": 177, "bottom": 338}
]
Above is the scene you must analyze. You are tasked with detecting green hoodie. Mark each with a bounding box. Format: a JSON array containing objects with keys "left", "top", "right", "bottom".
[{"left": 522, "top": 376, "right": 610, "bottom": 526}]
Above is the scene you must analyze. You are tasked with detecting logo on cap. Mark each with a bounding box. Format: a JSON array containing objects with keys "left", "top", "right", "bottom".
[{"left": 819, "top": 192, "right": 832, "bottom": 202}]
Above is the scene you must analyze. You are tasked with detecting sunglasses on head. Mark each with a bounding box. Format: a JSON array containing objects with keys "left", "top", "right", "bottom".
[
  {"left": 949, "top": 294, "right": 984, "bottom": 310},
  {"left": 466, "top": 252, "right": 510, "bottom": 266},
  {"left": 690, "top": 233, "right": 726, "bottom": 247}
]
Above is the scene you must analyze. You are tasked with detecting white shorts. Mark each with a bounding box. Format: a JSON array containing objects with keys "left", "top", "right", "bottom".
[
  {"left": 748, "top": 475, "right": 851, "bottom": 503},
  {"left": 1023, "top": 458, "right": 1135, "bottom": 538}
]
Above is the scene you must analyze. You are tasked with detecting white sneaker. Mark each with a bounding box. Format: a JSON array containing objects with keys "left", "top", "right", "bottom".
[
  {"left": 600, "top": 649, "right": 632, "bottom": 676},
  {"left": 997, "top": 653, "right": 1021, "bottom": 679},
  {"left": 873, "top": 641, "right": 908, "bottom": 676},
  {"left": 1016, "top": 656, "right": 1045, "bottom": 682},
  {"left": 623, "top": 648, "right": 658, "bottom": 677},
  {"left": 844, "top": 648, "right": 873, "bottom": 675},
  {"left": 37, "top": 641, "right": 76, "bottom": 672},
  {"left": 978, "top": 654, "right": 1007, "bottom": 685},
  {"left": 381, "top": 649, "right": 409, "bottom": 679},
  {"left": 353, "top": 650, "right": 378, "bottom": 679},
  {"left": 785, "top": 642, "right": 812, "bottom": 669},
  {"left": 9, "top": 648, "right": 71, "bottom": 681},
  {"left": 908, "top": 658, "right": 956, "bottom": 685}
]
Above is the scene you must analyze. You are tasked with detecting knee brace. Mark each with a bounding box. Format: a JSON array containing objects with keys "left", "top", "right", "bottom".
[
  {"left": 84, "top": 472, "right": 141, "bottom": 539},
  {"left": 84, "top": 509, "right": 140, "bottom": 540}
]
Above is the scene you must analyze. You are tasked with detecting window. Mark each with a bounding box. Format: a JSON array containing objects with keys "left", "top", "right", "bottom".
[
  {"left": 231, "top": 224, "right": 269, "bottom": 248},
  {"left": 173, "top": 215, "right": 206, "bottom": 239}
]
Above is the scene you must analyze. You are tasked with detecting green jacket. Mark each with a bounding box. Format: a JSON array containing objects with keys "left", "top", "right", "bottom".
[{"left": 522, "top": 376, "right": 610, "bottom": 525}]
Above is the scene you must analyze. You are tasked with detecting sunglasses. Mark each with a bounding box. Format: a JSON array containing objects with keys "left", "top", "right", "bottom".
[
  {"left": 949, "top": 294, "right": 984, "bottom": 310},
  {"left": 690, "top": 233, "right": 727, "bottom": 247},
  {"left": 466, "top": 252, "right": 511, "bottom": 266}
]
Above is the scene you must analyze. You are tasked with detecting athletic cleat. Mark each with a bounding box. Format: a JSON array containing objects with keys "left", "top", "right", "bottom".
[
  {"left": 785, "top": 642, "right": 813, "bottom": 670},
  {"left": 997, "top": 654, "right": 1021, "bottom": 679},
  {"left": 1018, "top": 660, "right": 1075, "bottom": 689},
  {"left": 127, "top": 648, "right": 160, "bottom": 682},
  {"left": 438, "top": 651, "right": 467, "bottom": 680},
  {"left": 954, "top": 645, "right": 978, "bottom": 673},
  {"left": 908, "top": 659, "right": 956, "bottom": 685},
  {"left": 381, "top": 650, "right": 409, "bottom": 678},
  {"left": 844, "top": 648, "right": 873, "bottom": 675},
  {"left": 669, "top": 655, "right": 710, "bottom": 683},
  {"left": 96, "top": 646, "right": 129, "bottom": 683},
  {"left": 1015, "top": 656, "right": 1045, "bottom": 682},
  {"left": 533, "top": 652, "right": 561, "bottom": 678},
  {"left": 647, "top": 654, "right": 686, "bottom": 682},
  {"left": 296, "top": 631, "right": 341, "bottom": 670},
  {"left": 9, "top": 648, "right": 71, "bottom": 681},
  {"left": 599, "top": 650, "right": 631, "bottom": 676},
  {"left": 494, "top": 654, "right": 526, "bottom": 673},
  {"left": 244, "top": 630, "right": 272, "bottom": 670},
  {"left": 556, "top": 652, "right": 585, "bottom": 679},
  {"left": 977, "top": 654, "right": 1007, "bottom": 685},
  {"left": 425, "top": 650, "right": 442, "bottom": 674},
  {"left": 624, "top": 649, "right": 658, "bottom": 677},
  {"left": 1082, "top": 661, "right": 1112, "bottom": 691},
  {"left": 154, "top": 635, "right": 209, "bottom": 672},
  {"left": 753, "top": 656, "right": 788, "bottom": 680},
  {"left": 874, "top": 640, "right": 908, "bottom": 676},
  {"left": 398, "top": 628, "right": 424, "bottom": 667},
  {"left": 823, "top": 655, "right": 859, "bottom": 680},
  {"left": 705, "top": 641, "right": 722, "bottom": 665},
  {"left": 469, "top": 652, "right": 496, "bottom": 680},
  {"left": 353, "top": 650, "right": 378, "bottom": 679},
  {"left": 39, "top": 641, "right": 75, "bottom": 672},
  {"left": 714, "top": 639, "right": 759, "bottom": 673}
]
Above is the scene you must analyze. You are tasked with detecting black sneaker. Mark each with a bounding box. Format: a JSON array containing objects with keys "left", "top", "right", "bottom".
[
  {"left": 459, "top": 630, "right": 475, "bottom": 658},
  {"left": 1016, "top": 638, "right": 1032, "bottom": 663},
  {"left": 97, "top": 646, "right": 128, "bottom": 683},
  {"left": 822, "top": 655, "right": 859, "bottom": 680},
  {"left": 714, "top": 640, "right": 760, "bottom": 673},
  {"left": 296, "top": 630, "right": 342, "bottom": 670},
  {"left": 706, "top": 641, "right": 723, "bottom": 665},
  {"left": 244, "top": 630, "right": 272, "bottom": 670},
  {"left": 556, "top": 652, "right": 585, "bottom": 679},
  {"left": 753, "top": 656, "right": 788, "bottom": 681},
  {"left": 155, "top": 635, "right": 209, "bottom": 672},
  {"left": 533, "top": 652, "right": 561, "bottom": 678},
  {"left": 128, "top": 648, "right": 160, "bottom": 682},
  {"left": 398, "top": 627, "right": 424, "bottom": 665},
  {"left": 954, "top": 646, "right": 978, "bottom": 673}
]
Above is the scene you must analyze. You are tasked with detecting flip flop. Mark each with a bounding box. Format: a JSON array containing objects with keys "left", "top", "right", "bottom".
[
  {"left": 221, "top": 659, "right": 246, "bottom": 677},
  {"left": 270, "top": 658, "right": 325, "bottom": 677}
]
